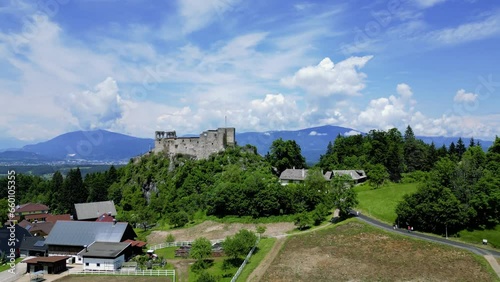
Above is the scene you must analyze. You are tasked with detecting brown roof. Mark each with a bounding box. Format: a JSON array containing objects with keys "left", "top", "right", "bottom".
[
  {"left": 25, "top": 213, "right": 49, "bottom": 220},
  {"left": 24, "top": 256, "right": 69, "bottom": 263},
  {"left": 18, "top": 219, "right": 31, "bottom": 229},
  {"left": 16, "top": 203, "right": 49, "bottom": 213},
  {"left": 96, "top": 213, "right": 115, "bottom": 222},
  {"left": 28, "top": 222, "right": 54, "bottom": 235},
  {"left": 124, "top": 239, "right": 147, "bottom": 247},
  {"left": 46, "top": 214, "right": 72, "bottom": 223}
]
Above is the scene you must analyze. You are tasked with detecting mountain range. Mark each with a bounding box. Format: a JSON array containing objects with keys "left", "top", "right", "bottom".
[{"left": 0, "top": 126, "right": 494, "bottom": 164}]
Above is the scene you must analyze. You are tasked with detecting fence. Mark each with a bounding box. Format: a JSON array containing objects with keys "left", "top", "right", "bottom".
[
  {"left": 149, "top": 239, "right": 224, "bottom": 250},
  {"left": 69, "top": 269, "right": 175, "bottom": 280},
  {"left": 230, "top": 238, "right": 260, "bottom": 282}
]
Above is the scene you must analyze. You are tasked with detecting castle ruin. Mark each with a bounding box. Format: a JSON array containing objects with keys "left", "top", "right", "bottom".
[{"left": 153, "top": 128, "right": 236, "bottom": 159}]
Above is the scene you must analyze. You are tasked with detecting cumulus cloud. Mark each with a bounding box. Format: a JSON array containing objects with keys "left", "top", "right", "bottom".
[
  {"left": 454, "top": 89, "right": 478, "bottom": 103},
  {"left": 247, "top": 94, "right": 300, "bottom": 130},
  {"left": 354, "top": 83, "right": 416, "bottom": 130},
  {"left": 65, "top": 77, "right": 124, "bottom": 130},
  {"left": 281, "top": 56, "right": 373, "bottom": 96}
]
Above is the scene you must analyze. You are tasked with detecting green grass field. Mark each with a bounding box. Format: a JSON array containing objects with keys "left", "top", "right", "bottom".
[
  {"left": 354, "top": 182, "right": 419, "bottom": 224},
  {"left": 154, "top": 246, "right": 177, "bottom": 259},
  {"left": 459, "top": 225, "right": 500, "bottom": 249},
  {"left": 236, "top": 237, "right": 276, "bottom": 282}
]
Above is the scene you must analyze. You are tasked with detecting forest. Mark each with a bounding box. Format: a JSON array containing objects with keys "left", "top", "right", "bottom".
[{"left": 1, "top": 125, "right": 499, "bottom": 237}]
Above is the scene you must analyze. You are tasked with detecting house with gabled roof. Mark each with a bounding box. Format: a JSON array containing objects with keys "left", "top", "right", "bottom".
[
  {"left": 15, "top": 203, "right": 49, "bottom": 217},
  {"left": 44, "top": 220, "right": 136, "bottom": 264},
  {"left": 20, "top": 237, "right": 48, "bottom": 257},
  {"left": 0, "top": 223, "right": 32, "bottom": 258},
  {"left": 331, "top": 170, "right": 367, "bottom": 183},
  {"left": 279, "top": 168, "right": 331, "bottom": 185},
  {"left": 78, "top": 241, "right": 131, "bottom": 271},
  {"left": 74, "top": 200, "right": 117, "bottom": 221}
]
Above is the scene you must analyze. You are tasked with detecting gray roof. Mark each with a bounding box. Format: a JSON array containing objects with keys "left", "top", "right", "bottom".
[
  {"left": 44, "top": 221, "right": 133, "bottom": 247},
  {"left": 279, "top": 169, "right": 331, "bottom": 181},
  {"left": 332, "top": 170, "right": 367, "bottom": 180},
  {"left": 279, "top": 168, "right": 308, "bottom": 181},
  {"left": 79, "top": 241, "right": 130, "bottom": 258},
  {"left": 74, "top": 201, "right": 117, "bottom": 220}
]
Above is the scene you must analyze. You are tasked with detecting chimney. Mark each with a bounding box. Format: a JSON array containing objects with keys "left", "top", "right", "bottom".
[
  {"left": 108, "top": 211, "right": 112, "bottom": 216},
  {"left": 84, "top": 245, "right": 88, "bottom": 252},
  {"left": 113, "top": 219, "right": 117, "bottom": 226}
]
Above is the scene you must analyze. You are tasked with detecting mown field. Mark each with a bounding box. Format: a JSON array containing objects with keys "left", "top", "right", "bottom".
[
  {"left": 261, "top": 219, "right": 499, "bottom": 282},
  {"left": 354, "top": 182, "right": 419, "bottom": 224}
]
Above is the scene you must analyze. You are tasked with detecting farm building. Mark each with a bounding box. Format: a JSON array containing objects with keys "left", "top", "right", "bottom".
[{"left": 78, "top": 241, "right": 131, "bottom": 271}]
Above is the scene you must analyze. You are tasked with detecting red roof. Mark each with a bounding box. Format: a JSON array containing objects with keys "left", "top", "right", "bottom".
[
  {"left": 123, "top": 239, "right": 147, "bottom": 248},
  {"left": 16, "top": 203, "right": 49, "bottom": 213},
  {"left": 96, "top": 213, "right": 115, "bottom": 222},
  {"left": 46, "top": 214, "right": 71, "bottom": 223}
]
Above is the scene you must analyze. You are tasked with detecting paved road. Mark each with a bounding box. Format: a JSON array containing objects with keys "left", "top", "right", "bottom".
[
  {"left": 0, "top": 262, "right": 26, "bottom": 282},
  {"left": 351, "top": 210, "right": 500, "bottom": 257}
]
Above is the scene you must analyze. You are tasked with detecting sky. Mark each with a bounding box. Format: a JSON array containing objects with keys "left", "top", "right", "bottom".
[{"left": 1, "top": 0, "right": 500, "bottom": 148}]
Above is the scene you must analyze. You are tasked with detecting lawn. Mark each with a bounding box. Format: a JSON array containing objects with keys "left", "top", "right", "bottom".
[
  {"left": 354, "top": 182, "right": 419, "bottom": 224},
  {"left": 188, "top": 257, "right": 238, "bottom": 281},
  {"left": 236, "top": 237, "right": 276, "bottom": 282},
  {"left": 458, "top": 225, "right": 500, "bottom": 249},
  {"left": 261, "top": 219, "right": 499, "bottom": 282},
  {"left": 0, "top": 258, "right": 22, "bottom": 272},
  {"left": 55, "top": 276, "right": 172, "bottom": 282},
  {"left": 154, "top": 246, "right": 177, "bottom": 259}
]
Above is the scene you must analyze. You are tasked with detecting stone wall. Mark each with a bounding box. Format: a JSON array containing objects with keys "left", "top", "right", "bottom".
[{"left": 153, "top": 128, "right": 236, "bottom": 159}]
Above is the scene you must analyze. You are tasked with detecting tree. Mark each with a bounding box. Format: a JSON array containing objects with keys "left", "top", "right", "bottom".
[
  {"left": 196, "top": 272, "right": 217, "bottom": 282},
  {"left": 49, "top": 171, "right": 64, "bottom": 213},
  {"left": 190, "top": 237, "right": 212, "bottom": 261},
  {"left": 456, "top": 137, "right": 466, "bottom": 160},
  {"left": 223, "top": 229, "right": 257, "bottom": 259},
  {"left": 60, "top": 168, "right": 87, "bottom": 214},
  {"left": 368, "top": 164, "right": 389, "bottom": 188},
  {"left": 169, "top": 211, "right": 189, "bottom": 228},
  {"left": 256, "top": 225, "right": 266, "bottom": 238},
  {"left": 328, "top": 176, "right": 358, "bottom": 217},
  {"left": 266, "top": 138, "right": 306, "bottom": 175},
  {"left": 396, "top": 180, "right": 465, "bottom": 234},
  {"left": 294, "top": 212, "right": 312, "bottom": 230}
]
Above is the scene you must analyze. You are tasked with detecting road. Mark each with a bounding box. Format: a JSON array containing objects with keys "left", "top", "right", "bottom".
[
  {"left": 351, "top": 210, "right": 500, "bottom": 257},
  {"left": 0, "top": 262, "right": 26, "bottom": 282}
]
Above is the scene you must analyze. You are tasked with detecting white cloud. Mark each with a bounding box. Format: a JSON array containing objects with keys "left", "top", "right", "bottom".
[
  {"left": 281, "top": 56, "right": 373, "bottom": 96},
  {"left": 354, "top": 83, "right": 416, "bottom": 130},
  {"left": 425, "top": 12, "right": 500, "bottom": 45},
  {"left": 454, "top": 89, "right": 478, "bottom": 103},
  {"left": 65, "top": 77, "right": 124, "bottom": 130},
  {"left": 414, "top": 0, "right": 447, "bottom": 8},
  {"left": 178, "top": 0, "right": 239, "bottom": 34},
  {"left": 309, "top": 131, "right": 327, "bottom": 136},
  {"left": 344, "top": 130, "right": 361, "bottom": 136}
]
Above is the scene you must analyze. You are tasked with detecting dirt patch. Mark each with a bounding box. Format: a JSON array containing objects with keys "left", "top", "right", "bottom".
[
  {"left": 169, "top": 259, "right": 195, "bottom": 282},
  {"left": 147, "top": 221, "right": 295, "bottom": 244},
  {"left": 261, "top": 220, "right": 498, "bottom": 282}
]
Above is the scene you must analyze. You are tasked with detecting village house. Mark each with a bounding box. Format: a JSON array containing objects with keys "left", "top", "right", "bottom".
[
  {"left": 24, "top": 256, "right": 69, "bottom": 274},
  {"left": 78, "top": 241, "right": 131, "bottom": 271},
  {"left": 74, "top": 200, "right": 117, "bottom": 221},
  {"left": 44, "top": 220, "right": 137, "bottom": 263},
  {"left": 19, "top": 237, "right": 48, "bottom": 257},
  {"left": 12, "top": 203, "right": 50, "bottom": 222},
  {"left": 279, "top": 168, "right": 367, "bottom": 185},
  {"left": 0, "top": 224, "right": 32, "bottom": 258}
]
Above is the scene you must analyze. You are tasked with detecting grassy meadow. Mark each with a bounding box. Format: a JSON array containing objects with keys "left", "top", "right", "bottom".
[{"left": 354, "top": 182, "right": 419, "bottom": 224}]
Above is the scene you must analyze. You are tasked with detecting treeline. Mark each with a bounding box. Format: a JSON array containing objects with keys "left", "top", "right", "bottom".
[
  {"left": 0, "top": 144, "right": 356, "bottom": 228},
  {"left": 317, "top": 126, "right": 473, "bottom": 182}
]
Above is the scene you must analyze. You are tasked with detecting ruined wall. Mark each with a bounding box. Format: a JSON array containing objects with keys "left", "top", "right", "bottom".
[{"left": 153, "top": 128, "right": 236, "bottom": 159}]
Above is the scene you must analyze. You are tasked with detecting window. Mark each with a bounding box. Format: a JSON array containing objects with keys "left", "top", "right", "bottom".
[
  {"left": 85, "top": 263, "right": 89, "bottom": 266},
  {"left": 97, "top": 263, "right": 101, "bottom": 267}
]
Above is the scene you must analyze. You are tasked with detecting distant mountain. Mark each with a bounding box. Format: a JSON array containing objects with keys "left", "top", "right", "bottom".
[
  {"left": 236, "top": 125, "right": 361, "bottom": 164},
  {"left": 21, "top": 130, "right": 153, "bottom": 162},
  {"left": 1, "top": 126, "right": 495, "bottom": 164}
]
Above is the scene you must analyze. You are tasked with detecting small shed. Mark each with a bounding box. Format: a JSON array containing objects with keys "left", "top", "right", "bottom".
[
  {"left": 24, "top": 256, "right": 68, "bottom": 274},
  {"left": 79, "top": 241, "right": 131, "bottom": 271}
]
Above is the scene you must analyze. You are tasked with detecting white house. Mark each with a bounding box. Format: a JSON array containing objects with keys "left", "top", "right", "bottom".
[{"left": 78, "top": 241, "right": 131, "bottom": 271}]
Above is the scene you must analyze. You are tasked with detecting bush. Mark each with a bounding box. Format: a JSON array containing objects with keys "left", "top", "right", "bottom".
[
  {"left": 165, "top": 233, "right": 175, "bottom": 243},
  {"left": 196, "top": 271, "right": 217, "bottom": 282}
]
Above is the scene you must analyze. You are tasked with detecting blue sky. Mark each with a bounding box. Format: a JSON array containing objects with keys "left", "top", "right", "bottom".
[{"left": 1, "top": 0, "right": 500, "bottom": 148}]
